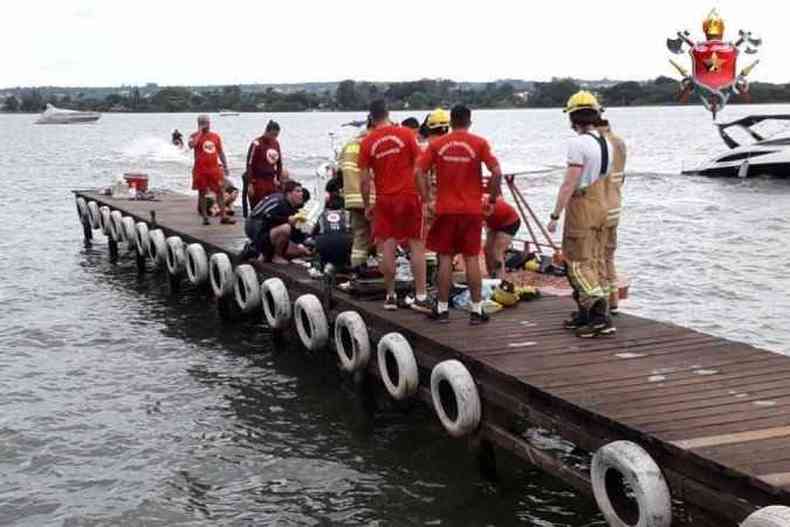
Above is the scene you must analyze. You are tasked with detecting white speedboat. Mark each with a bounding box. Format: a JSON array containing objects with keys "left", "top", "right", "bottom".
[
  {"left": 218, "top": 109, "right": 240, "bottom": 116},
  {"left": 683, "top": 115, "right": 790, "bottom": 178},
  {"left": 35, "top": 104, "right": 101, "bottom": 124}
]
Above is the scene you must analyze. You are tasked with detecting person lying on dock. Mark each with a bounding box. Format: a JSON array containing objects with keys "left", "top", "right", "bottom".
[
  {"left": 483, "top": 196, "right": 521, "bottom": 279},
  {"left": 243, "top": 181, "right": 312, "bottom": 264}
]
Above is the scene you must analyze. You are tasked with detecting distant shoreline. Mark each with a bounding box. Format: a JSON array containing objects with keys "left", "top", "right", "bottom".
[{"left": 3, "top": 77, "right": 789, "bottom": 114}]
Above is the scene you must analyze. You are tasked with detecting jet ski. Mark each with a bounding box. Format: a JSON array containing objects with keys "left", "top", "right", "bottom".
[{"left": 683, "top": 115, "right": 790, "bottom": 178}]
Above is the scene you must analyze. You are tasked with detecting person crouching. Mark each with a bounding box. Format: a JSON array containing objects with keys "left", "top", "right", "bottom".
[{"left": 244, "top": 181, "right": 311, "bottom": 264}]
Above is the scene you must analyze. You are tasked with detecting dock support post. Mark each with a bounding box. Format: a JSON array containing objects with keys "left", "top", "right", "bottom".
[
  {"left": 108, "top": 238, "right": 118, "bottom": 262},
  {"left": 136, "top": 252, "right": 146, "bottom": 274},
  {"left": 81, "top": 218, "right": 93, "bottom": 247},
  {"left": 470, "top": 433, "right": 498, "bottom": 482},
  {"left": 217, "top": 295, "right": 237, "bottom": 321},
  {"left": 167, "top": 273, "right": 180, "bottom": 294}
]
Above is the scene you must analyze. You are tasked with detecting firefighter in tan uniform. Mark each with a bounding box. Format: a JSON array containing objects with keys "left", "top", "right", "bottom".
[
  {"left": 547, "top": 91, "right": 615, "bottom": 338},
  {"left": 421, "top": 108, "right": 450, "bottom": 277},
  {"left": 339, "top": 120, "right": 375, "bottom": 269},
  {"left": 597, "top": 119, "right": 626, "bottom": 314}
]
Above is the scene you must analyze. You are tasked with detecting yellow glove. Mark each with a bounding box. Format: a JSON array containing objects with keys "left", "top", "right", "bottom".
[
  {"left": 290, "top": 212, "right": 307, "bottom": 224},
  {"left": 525, "top": 260, "right": 540, "bottom": 272}
]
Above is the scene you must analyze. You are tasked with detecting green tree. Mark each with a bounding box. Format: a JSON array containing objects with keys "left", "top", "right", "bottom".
[{"left": 2, "top": 96, "right": 19, "bottom": 112}]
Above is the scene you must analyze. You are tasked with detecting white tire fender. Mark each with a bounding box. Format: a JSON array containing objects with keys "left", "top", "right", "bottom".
[
  {"left": 165, "top": 236, "right": 186, "bottom": 276},
  {"left": 741, "top": 506, "right": 790, "bottom": 527},
  {"left": 87, "top": 201, "right": 101, "bottom": 229},
  {"left": 591, "top": 440, "right": 672, "bottom": 527},
  {"left": 99, "top": 206, "right": 111, "bottom": 235},
  {"left": 261, "top": 278, "right": 291, "bottom": 330},
  {"left": 76, "top": 197, "right": 88, "bottom": 222},
  {"left": 334, "top": 311, "right": 370, "bottom": 372},
  {"left": 294, "top": 294, "right": 328, "bottom": 351},
  {"left": 234, "top": 264, "right": 261, "bottom": 313},
  {"left": 209, "top": 253, "right": 233, "bottom": 298},
  {"left": 185, "top": 243, "right": 209, "bottom": 286},
  {"left": 121, "top": 217, "right": 136, "bottom": 246},
  {"left": 147, "top": 229, "right": 167, "bottom": 267},
  {"left": 430, "top": 359, "right": 481, "bottom": 438},
  {"left": 109, "top": 210, "right": 124, "bottom": 242},
  {"left": 135, "top": 222, "right": 150, "bottom": 257},
  {"left": 377, "top": 332, "right": 419, "bottom": 400}
]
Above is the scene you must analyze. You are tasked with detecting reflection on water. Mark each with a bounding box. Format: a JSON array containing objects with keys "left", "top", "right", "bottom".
[{"left": 1, "top": 105, "right": 789, "bottom": 525}]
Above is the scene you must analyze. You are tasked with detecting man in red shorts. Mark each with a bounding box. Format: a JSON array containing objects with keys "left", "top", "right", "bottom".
[
  {"left": 189, "top": 114, "right": 234, "bottom": 225},
  {"left": 246, "top": 120, "right": 283, "bottom": 209},
  {"left": 416, "top": 104, "right": 503, "bottom": 324},
  {"left": 359, "top": 99, "right": 429, "bottom": 312}
]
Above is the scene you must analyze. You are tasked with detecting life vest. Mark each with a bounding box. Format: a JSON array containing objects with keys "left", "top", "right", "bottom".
[{"left": 317, "top": 209, "right": 350, "bottom": 235}]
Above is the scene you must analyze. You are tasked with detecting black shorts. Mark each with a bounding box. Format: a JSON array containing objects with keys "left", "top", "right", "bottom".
[
  {"left": 495, "top": 219, "right": 521, "bottom": 237},
  {"left": 315, "top": 233, "right": 352, "bottom": 269}
]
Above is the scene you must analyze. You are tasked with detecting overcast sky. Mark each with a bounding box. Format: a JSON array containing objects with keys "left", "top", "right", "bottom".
[{"left": 3, "top": 0, "right": 785, "bottom": 88}]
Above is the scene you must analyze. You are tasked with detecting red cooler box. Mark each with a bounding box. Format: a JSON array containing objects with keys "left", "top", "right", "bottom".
[{"left": 123, "top": 173, "right": 149, "bottom": 192}]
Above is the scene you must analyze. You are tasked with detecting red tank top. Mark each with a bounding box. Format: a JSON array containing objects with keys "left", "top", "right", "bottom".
[{"left": 192, "top": 131, "right": 223, "bottom": 177}]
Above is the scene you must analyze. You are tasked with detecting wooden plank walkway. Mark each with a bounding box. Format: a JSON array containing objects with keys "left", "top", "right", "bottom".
[{"left": 75, "top": 190, "right": 790, "bottom": 525}]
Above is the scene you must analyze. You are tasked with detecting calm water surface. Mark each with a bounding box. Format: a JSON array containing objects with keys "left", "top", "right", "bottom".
[{"left": 1, "top": 105, "right": 789, "bottom": 526}]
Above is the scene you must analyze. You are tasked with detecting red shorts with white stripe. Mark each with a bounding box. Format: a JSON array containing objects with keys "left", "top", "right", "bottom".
[
  {"left": 427, "top": 214, "right": 483, "bottom": 257},
  {"left": 372, "top": 194, "right": 423, "bottom": 242}
]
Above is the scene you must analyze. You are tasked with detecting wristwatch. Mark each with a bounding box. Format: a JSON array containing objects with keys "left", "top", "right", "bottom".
[{"left": 550, "top": 212, "right": 560, "bottom": 221}]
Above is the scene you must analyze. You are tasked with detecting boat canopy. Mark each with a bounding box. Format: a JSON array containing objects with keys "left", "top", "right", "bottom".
[{"left": 716, "top": 114, "right": 790, "bottom": 149}]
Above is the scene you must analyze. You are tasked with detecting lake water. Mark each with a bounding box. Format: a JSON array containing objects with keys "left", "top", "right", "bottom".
[{"left": 2, "top": 105, "right": 789, "bottom": 526}]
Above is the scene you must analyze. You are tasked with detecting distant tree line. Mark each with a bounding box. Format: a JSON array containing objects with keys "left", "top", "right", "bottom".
[{"left": 4, "top": 77, "right": 790, "bottom": 113}]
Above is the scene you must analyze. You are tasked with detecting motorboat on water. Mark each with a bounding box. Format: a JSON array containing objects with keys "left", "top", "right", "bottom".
[
  {"left": 683, "top": 115, "right": 790, "bottom": 178},
  {"left": 218, "top": 109, "right": 240, "bottom": 116},
  {"left": 35, "top": 103, "right": 101, "bottom": 124}
]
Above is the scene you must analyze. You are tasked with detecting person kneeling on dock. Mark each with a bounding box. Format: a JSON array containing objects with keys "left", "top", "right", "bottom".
[
  {"left": 243, "top": 181, "right": 311, "bottom": 264},
  {"left": 483, "top": 196, "right": 520, "bottom": 279},
  {"left": 416, "top": 104, "right": 503, "bottom": 325}
]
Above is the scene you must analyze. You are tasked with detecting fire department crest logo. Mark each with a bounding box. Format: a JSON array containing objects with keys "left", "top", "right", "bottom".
[
  {"left": 202, "top": 141, "right": 217, "bottom": 154},
  {"left": 266, "top": 148, "right": 279, "bottom": 165},
  {"left": 665, "top": 8, "right": 762, "bottom": 118}
]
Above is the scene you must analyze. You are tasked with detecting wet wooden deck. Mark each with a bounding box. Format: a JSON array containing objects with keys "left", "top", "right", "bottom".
[{"left": 75, "top": 189, "right": 790, "bottom": 525}]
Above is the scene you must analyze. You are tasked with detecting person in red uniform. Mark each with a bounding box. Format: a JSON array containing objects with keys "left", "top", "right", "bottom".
[
  {"left": 416, "top": 104, "right": 503, "bottom": 324},
  {"left": 246, "top": 120, "right": 283, "bottom": 209},
  {"left": 358, "top": 99, "right": 429, "bottom": 312},
  {"left": 482, "top": 196, "right": 521, "bottom": 278},
  {"left": 189, "top": 115, "right": 234, "bottom": 225}
]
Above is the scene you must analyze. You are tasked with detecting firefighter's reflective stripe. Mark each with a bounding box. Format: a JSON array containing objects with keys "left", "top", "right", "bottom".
[{"left": 341, "top": 138, "right": 375, "bottom": 209}]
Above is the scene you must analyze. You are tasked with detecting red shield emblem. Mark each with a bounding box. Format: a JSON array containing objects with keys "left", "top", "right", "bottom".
[{"left": 692, "top": 42, "right": 738, "bottom": 90}]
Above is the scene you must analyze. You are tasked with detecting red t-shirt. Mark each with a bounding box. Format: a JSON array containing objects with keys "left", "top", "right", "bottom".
[
  {"left": 358, "top": 125, "right": 421, "bottom": 197},
  {"left": 192, "top": 131, "right": 224, "bottom": 177},
  {"left": 486, "top": 197, "right": 519, "bottom": 230},
  {"left": 417, "top": 130, "right": 499, "bottom": 215},
  {"left": 247, "top": 135, "right": 282, "bottom": 180}
]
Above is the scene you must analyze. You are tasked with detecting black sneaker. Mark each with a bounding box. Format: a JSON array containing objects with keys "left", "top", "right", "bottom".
[
  {"left": 470, "top": 310, "right": 490, "bottom": 326},
  {"left": 563, "top": 311, "right": 587, "bottom": 329},
  {"left": 407, "top": 296, "right": 433, "bottom": 314},
  {"left": 610, "top": 305, "right": 620, "bottom": 316},
  {"left": 383, "top": 295, "right": 398, "bottom": 311},
  {"left": 575, "top": 319, "right": 616, "bottom": 338},
  {"left": 427, "top": 307, "right": 450, "bottom": 324},
  {"left": 240, "top": 242, "right": 258, "bottom": 261}
]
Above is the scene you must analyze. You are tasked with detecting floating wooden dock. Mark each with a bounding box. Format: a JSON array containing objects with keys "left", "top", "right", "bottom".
[{"left": 73, "top": 189, "right": 790, "bottom": 527}]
